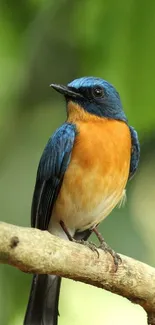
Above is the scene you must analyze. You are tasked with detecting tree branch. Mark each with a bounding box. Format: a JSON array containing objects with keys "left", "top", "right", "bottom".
[{"left": 0, "top": 222, "right": 155, "bottom": 324}]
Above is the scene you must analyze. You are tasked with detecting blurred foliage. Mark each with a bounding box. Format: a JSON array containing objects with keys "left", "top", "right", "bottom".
[{"left": 0, "top": 0, "right": 155, "bottom": 324}]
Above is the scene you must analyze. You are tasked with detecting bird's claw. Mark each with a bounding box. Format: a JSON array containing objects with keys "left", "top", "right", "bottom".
[
  {"left": 73, "top": 239, "right": 99, "bottom": 257},
  {"left": 99, "top": 240, "right": 121, "bottom": 272}
]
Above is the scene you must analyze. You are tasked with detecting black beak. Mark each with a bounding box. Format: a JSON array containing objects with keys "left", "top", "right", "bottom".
[{"left": 50, "top": 83, "right": 83, "bottom": 99}]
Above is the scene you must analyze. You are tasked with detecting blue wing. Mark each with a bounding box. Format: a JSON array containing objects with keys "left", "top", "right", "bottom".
[
  {"left": 31, "top": 123, "right": 77, "bottom": 230},
  {"left": 129, "top": 126, "right": 140, "bottom": 180}
]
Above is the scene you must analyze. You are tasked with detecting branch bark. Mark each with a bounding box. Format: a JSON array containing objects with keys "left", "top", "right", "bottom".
[{"left": 0, "top": 222, "right": 155, "bottom": 324}]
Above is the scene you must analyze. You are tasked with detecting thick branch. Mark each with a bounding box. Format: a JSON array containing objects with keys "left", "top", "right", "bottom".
[{"left": 0, "top": 222, "right": 155, "bottom": 319}]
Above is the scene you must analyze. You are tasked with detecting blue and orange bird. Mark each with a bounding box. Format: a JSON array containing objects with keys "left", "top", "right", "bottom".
[{"left": 24, "top": 77, "right": 140, "bottom": 325}]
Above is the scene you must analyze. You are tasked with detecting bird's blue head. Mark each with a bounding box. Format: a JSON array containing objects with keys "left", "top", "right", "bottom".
[{"left": 50, "top": 77, "right": 127, "bottom": 122}]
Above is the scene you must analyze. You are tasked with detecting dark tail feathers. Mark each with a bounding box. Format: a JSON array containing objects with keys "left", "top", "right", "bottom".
[
  {"left": 23, "top": 230, "right": 91, "bottom": 325},
  {"left": 24, "top": 274, "right": 61, "bottom": 325}
]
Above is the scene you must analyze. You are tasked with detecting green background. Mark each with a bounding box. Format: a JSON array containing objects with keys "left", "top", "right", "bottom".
[{"left": 0, "top": 0, "right": 155, "bottom": 324}]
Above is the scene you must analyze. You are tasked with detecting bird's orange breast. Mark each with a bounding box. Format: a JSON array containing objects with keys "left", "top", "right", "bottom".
[{"left": 52, "top": 115, "right": 131, "bottom": 233}]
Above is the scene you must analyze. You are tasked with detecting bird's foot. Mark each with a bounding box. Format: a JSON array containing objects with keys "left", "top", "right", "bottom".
[
  {"left": 99, "top": 239, "right": 121, "bottom": 272},
  {"left": 93, "top": 227, "right": 121, "bottom": 272},
  {"left": 73, "top": 239, "right": 99, "bottom": 257}
]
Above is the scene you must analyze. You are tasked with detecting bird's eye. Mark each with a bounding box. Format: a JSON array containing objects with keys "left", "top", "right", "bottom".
[{"left": 92, "top": 86, "right": 104, "bottom": 99}]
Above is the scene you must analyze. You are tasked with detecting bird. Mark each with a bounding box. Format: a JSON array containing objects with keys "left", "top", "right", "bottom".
[{"left": 23, "top": 76, "right": 140, "bottom": 325}]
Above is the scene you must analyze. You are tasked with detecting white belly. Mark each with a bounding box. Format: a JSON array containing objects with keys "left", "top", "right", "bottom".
[{"left": 48, "top": 188, "right": 126, "bottom": 239}]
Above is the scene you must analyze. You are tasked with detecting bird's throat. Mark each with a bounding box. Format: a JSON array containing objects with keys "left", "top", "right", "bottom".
[{"left": 67, "top": 100, "right": 102, "bottom": 123}]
